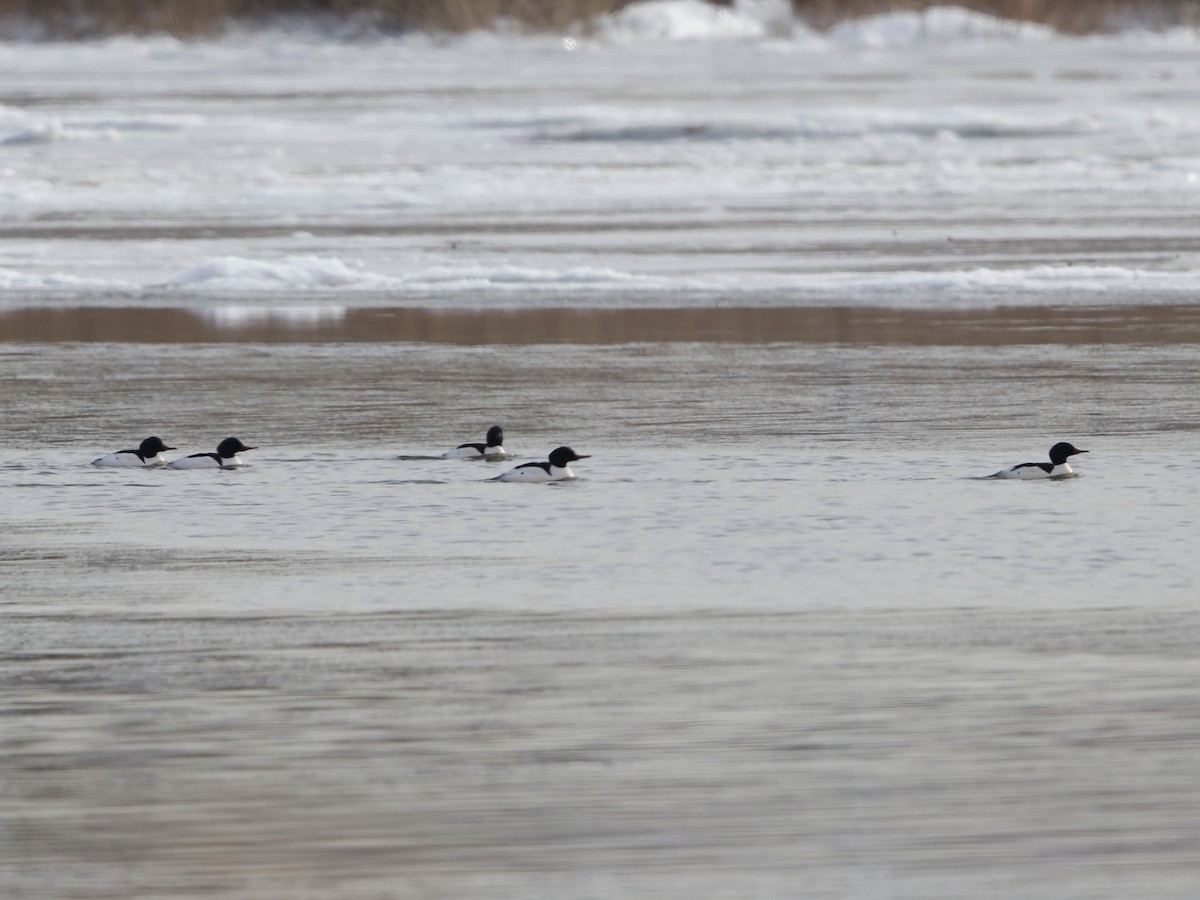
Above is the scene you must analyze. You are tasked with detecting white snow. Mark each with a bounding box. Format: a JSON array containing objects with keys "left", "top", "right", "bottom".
[
  {"left": 100, "top": 255, "right": 1193, "bottom": 309},
  {"left": 828, "top": 7, "right": 1057, "bottom": 46},
  {"left": 596, "top": 0, "right": 796, "bottom": 43},
  {"left": 166, "top": 255, "right": 393, "bottom": 290},
  {"left": 0, "top": 266, "right": 139, "bottom": 291},
  {"left": 1, "top": 3, "right": 1199, "bottom": 310}
]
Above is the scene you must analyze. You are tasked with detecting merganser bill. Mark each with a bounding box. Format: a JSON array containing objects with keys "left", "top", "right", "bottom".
[
  {"left": 166, "top": 437, "right": 256, "bottom": 470},
  {"left": 990, "top": 442, "right": 1088, "bottom": 479},
  {"left": 492, "top": 446, "right": 589, "bottom": 482},
  {"left": 441, "top": 425, "right": 506, "bottom": 459},
  {"left": 91, "top": 436, "right": 175, "bottom": 468}
]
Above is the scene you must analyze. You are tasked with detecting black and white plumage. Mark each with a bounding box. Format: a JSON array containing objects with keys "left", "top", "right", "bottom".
[
  {"left": 492, "top": 446, "right": 589, "bottom": 482},
  {"left": 91, "top": 436, "right": 176, "bottom": 468},
  {"left": 990, "top": 442, "right": 1087, "bottom": 479},
  {"left": 441, "top": 425, "right": 506, "bottom": 459},
  {"left": 166, "top": 437, "right": 256, "bottom": 470}
]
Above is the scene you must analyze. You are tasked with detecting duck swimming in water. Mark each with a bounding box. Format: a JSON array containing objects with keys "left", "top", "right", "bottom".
[
  {"left": 990, "top": 442, "right": 1087, "bottom": 479},
  {"left": 166, "top": 437, "right": 256, "bottom": 470},
  {"left": 492, "top": 446, "right": 589, "bottom": 482},
  {"left": 441, "top": 424, "right": 506, "bottom": 459},
  {"left": 91, "top": 436, "right": 175, "bottom": 468}
]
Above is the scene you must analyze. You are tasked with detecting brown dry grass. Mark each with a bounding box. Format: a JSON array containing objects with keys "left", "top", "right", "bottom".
[
  {"left": 0, "top": 0, "right": 638, "bottom": 36},
  {"left": 0, "top": 0, "right": 1197, "bottom": 38},
  {"left": 796, "top": 0, "right": 1199, "bottom": 32}
]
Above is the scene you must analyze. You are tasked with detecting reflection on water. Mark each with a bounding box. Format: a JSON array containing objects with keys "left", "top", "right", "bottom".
[
  {"left": 199, "top": 305, "right": 347, "bottom": 329},
  {"left": 5, "top": 333, "right": 1200, "bottom": 452},
  {"left": 7, "top": 303, "right": 1200, "bottom": 345},
  {"left": 4, "top": 312, "right": 1200, "bottom": 458}
]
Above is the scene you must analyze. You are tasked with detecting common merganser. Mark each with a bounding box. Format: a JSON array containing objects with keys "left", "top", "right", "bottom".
[
  {"left": 91, "top": 436, "right": 175, "bottom": 468},
  {"left": 166, "top": 437, "right": 256, "bottom": 470},
  {"left": 441, "top": 425, "right": 505, "bottom": 459},
  {"left": 492, "top": 446, "right": 589, "bottom": 482},
  {"left": 990, "top": 442, "right": 1087, "bottom": 479}
]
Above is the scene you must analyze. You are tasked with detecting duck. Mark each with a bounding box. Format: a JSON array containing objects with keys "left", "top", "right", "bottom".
[
  {"left": 91, "top": 436, "right": 175, "bottom": 467},
  {"left": 166, "top": 437, "right": 256, "bottom": 470},
  {"left": 492, "top": 446, "right": 589, "bottom": 482},
  {"left": 990, "top": 442, "right": 1087, "bottom": 479},
  {"left": 441, "top": 424, "right": 506, "bottom": 459}
]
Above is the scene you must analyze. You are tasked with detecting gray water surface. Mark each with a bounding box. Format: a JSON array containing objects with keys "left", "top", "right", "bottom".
[{"left": 4, "top": 324, "right": 1200, "bottom": 898}]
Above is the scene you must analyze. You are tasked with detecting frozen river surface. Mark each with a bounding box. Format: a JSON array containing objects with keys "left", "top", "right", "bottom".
[
  {"left": 4, "top": 5, "right": 1200, "bottom": 898},
  {"left": 2, "top": 5, "right": 1200, "bottom": 306}
]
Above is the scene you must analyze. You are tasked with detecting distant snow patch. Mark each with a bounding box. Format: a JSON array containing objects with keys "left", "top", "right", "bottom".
[
  {"left": 0, "top": 266, "right": 140, "bottom": 290},
  {"left": 164, "top": 257, "right": 659, "bottom": 292},
  {"left": 166, "top": 255, "right": 395, "bottom": 290},
  {"left": 597, "top": 0, "right": 795, "bottom": 44},
  {"left": 796, "top": 265, "right": 1189, "bottom": 302},
  {"left": 405, "top": 264, "right": 652, "bottom": 287},
  {"left": 1, "top": 116, "right": 124, "bottom": 145},
  {"left": 3, "top": 119, "right": 67, "bottom": 145},
  {"left": 593, "top": 1, "right": 1053, "bottom": 47},
  {"left": 831, "top": 7, "right": 1056, "bottom": 46},
  {"left": 0, "top": 106, "right": 195, "bottom": 146}
]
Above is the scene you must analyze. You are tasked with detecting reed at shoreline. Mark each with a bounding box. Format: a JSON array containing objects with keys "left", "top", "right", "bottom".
[{"left": 0, "top": 0, "right": 1196, "bottom": 38}]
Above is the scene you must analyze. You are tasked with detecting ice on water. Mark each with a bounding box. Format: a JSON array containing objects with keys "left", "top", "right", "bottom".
[{"left": 2, "top": 3, "right": 1200, "bottom": 305}]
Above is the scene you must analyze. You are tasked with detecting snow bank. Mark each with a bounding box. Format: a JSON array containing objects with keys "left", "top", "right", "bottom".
[
  {"left": 401, "top": 264, "right": 656, "bottom": 288},
  {"left": 164, "top": 257, "right": 664, "bottom": 292},
  {"left": 155, "top": 257, "right": 1197, "bottom": 306},
  {"left": 0, "top": 107, "right": 193, "bottom": 146},
  {"left": 3, "top": 1, "right": 1200, "bottom": 48},
  {"left": 829, "top": 7, "right": 1056, "bottom": 46},
  {"left": 594, "top": 1, "right": 1074, "bottom": 47},
  {"left": 771, "top": 265, "right": 1196, "bottom": 307},
  {"left": 595, "top": 0, "right": 796, "bottom": 44},
  {"left": 0, "top": 266, "right": 138, "bottom": 290},
  {"left": 0, "top": 117, "right": 119, "bottom": 146},
  {"left": 166, "top": 256, "right": 396, "bottom": 290},
  {"left": 3, "top": 259, "right": 1194, "bottom": 309}
]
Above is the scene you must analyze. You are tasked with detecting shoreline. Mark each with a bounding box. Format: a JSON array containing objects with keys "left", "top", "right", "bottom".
[
  {"left": 5, "top": 303, "right": 1200, "bottom": 345},
  {"left": 1, "top": 0, "right": 1197, "bottom": 41}
]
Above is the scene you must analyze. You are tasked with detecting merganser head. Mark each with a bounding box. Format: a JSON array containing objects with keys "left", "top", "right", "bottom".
[
  {"left": 216, "top": 437, "right": 256, "bottom": 458},
  {"left": 486, "top": 425, "right": 504, "bottom": 447},
  {"left": 1049, "top": 442, "right": 1087, "bottom": 465},
  {"left": 139, "top": 436, "right": 175, "bottom": 456},
  {"left": 548, "top": 446, "right": 589, "bottom": 468}
]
